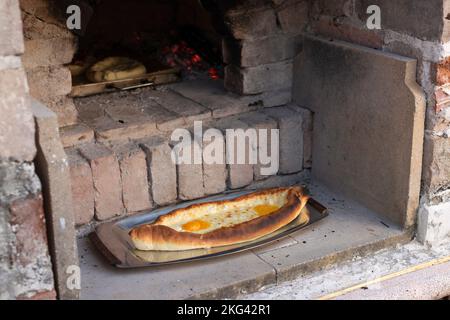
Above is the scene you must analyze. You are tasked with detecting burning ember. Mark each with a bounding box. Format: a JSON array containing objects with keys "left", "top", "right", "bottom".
[{"left": 161, "top": 40, "right": 222, "bottom": 80}]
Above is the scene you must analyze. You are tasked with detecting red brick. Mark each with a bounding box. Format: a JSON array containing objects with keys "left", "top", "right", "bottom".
[
  {"left": 9, "top": 194, "right": 49, "bottom": 266},
  {"left": 18, "top": 290, "right": 57, "bottom": 300},
  {"left": 66, "top": 148, "right": 95, "bottom": 226},
  {"left": 423, "top": 134, "right": 450, "bottom": 194},
  {"left": 112, "top": 143, "right": 152, "bottom": 213},
  {"left": 436, "top": 57, "right": 450, "bottom": 87},
  {"left": 434, "top": 86, "right": 450, "bottom": 113},
  {"left": 79, "top": 143, "right": 124, "bottom": 220}
]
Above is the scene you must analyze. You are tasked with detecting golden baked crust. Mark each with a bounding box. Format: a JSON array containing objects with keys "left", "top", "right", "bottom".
[{"left": 130, "top": 187, "right": 309, "bottom": 251}]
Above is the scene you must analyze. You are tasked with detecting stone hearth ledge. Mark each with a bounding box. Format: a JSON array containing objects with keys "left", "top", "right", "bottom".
[
  {"left": 79, "top": 182, "right": 411, "bottom": 300},
  {"left": 70, "top": 79, "right": 292, "bottom": 146}
]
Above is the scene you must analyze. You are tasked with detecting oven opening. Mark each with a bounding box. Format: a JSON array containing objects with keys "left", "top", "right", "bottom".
[{"left": 70, "top": 0, "right": 224, "bottom": 95}]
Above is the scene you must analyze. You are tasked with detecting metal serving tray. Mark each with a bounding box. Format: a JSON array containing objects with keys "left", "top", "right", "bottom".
[{"left": 90, "top": 190, "right": 328, "bottom": 268}]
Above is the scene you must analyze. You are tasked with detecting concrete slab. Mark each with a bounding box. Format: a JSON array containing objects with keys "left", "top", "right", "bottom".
[
  {"left": 252, "top": 236, "right": 298, "bottom": 255},
  {"left": 256, "top": 182, "right": 412, "bottom": 283},
  {"left": 79, "top": 237, "right": 275, "bottom": 300},
  {"left": 244, "top": 240, "right": 450, "bottom": 300},
  {"left": 335, "top": 259, "right": 450, "bottom": 300},
  {"left": 293, "top": 36, "right": 426, "bottom": 228}
]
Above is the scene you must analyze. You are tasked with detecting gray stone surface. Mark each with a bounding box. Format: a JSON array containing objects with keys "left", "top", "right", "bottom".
[
  {"left": 0, "top": 68, "right": 36, "bottom": 161},
  {"left": 238, "top": 111, "right": 279, "bottom": 180},
  {"left": 356, "top": 0, "right": 445, "bottom": 41},
  {"left": 263, "top": 106, "right": 304, "bottom": 175},
  {"left": 417, "top": 201, "right": 450, "bottom": 247},
  {"left": 276, "top": 0, "right": 309, "bottom": 34},
  {"left": 32, "top": 100, "right": 79, "bottom": 299},
  {"left": 0, "top": 0, "right": 24, "bottom": 56},
  {"left": 112, "top": 143, "right": 152, "bottom": 214},
  {"left": 169, "top": 79, "right": 259, "bottom": 118},
  {"left": 0, "top": 203, "right": 14, "bottom": 299},
  {"left": 87, "top": 116, "right": 158, "bottom": 143},
  {"left": 27, "top": 66, "right": 72, "bottom": 102},
  {"left": 225, "top": 60, "right": 293, "bottom": 95},
  {"left": 0, "top": 160, "right": 54, "bottom": 299},
  {"left": 148, "top": 89, "right": 212, "bottom": 125},
  {"left": 104, "top": 94, "right": 181, "bottom": 132},
  {"left": 225, "top": 6, "right": 279, "bottom": 40},
  {"left": 223, "top": 34, "right": 302, "bottom": 67},
  {"left": 252, "top": 236, "right": 299, "bottom": 255},
  {"left": 22, "top": 37, "right": 77, "bottom": 69},
  {"left": 335, "top": 260, "right": 450, "bottom": 300},
  {"left": 259, "top": 88, "right": 293, "bottom": 107},
  {"left": 422, "top": 133, "right": 450, "bottom": 196},
  {"left": 44, "top": 96, "right": 78, "bottom": 127},
  {"left": 79, "top": 237, "right": 276, "bottom": 300},
  {"left": 215, "top": 117, "right": 254, "bottom": 189},
  {"left": 293, "top": 36, "right": 426, "bottom": 228},
  {"left": 245, "top": 240, "right": 450, "bottom": 300},
  {"left": 257, "top": 182, "right": 412, "bottom": 283},
  {"left": 140, "top": 138, "right": 177, "bottom": 206},
  {"left": 176, "top": 135, "right": 205, "bottom": 200},
  {"left": 245, "top": 170, "right": 310, "bottom": 191},
  {"left": 60, "top": 123, "right": 94, "bottom": 148},
  {"left": 288, "top": 105, "right": 313, "bottom": 169},
  {"left": 202, "top": 128, "right": 227, "bottom": 196},
  {"left": 79, "top": 180, "right": 411, "bottom": 300}
]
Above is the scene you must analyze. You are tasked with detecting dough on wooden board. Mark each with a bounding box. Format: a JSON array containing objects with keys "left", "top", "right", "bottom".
[{"left": 86, "top": 57, "right": 147, "bottom": 83}]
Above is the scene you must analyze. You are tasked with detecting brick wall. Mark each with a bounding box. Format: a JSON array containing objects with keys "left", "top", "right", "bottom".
[
  {"left": 20, "top": 0, "right": 78, "bottom": 127},
  {"left": 221, "top": 0, "right": 308, "bottom": 104},
  {"left": 0, "top": 0, "right": 55, "bottom": 299},
  {"left": 67, "top": 104, "right": 312, "bottom": 230}
]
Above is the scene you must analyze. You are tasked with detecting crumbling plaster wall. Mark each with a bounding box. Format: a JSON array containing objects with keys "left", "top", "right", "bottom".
[{"left": 0, "top": 0, "right": 55, "bottom": 300}]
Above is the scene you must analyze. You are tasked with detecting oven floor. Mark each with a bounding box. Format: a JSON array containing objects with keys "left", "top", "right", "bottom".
[{"left": 78, "top": 181, "right": 411, "bottom": 300}]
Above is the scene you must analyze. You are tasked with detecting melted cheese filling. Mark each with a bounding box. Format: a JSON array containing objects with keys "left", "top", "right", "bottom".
[{"left": 158, "top": 193, "right": 288, "bottom": 234}]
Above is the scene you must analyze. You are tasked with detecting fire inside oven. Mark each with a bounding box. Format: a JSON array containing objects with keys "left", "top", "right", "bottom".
[{"left": 68, "top": 0, "right": 224, "bottom": 96}]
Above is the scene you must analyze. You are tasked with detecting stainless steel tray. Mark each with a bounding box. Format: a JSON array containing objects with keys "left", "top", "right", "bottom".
[{"left": 90, "top": 190, "right": 329, "bottom": 268}]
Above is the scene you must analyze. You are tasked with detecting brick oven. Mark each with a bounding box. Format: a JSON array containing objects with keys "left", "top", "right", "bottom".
[{"left": 1, "top": 0, "right": 450, "bottom": 300}]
